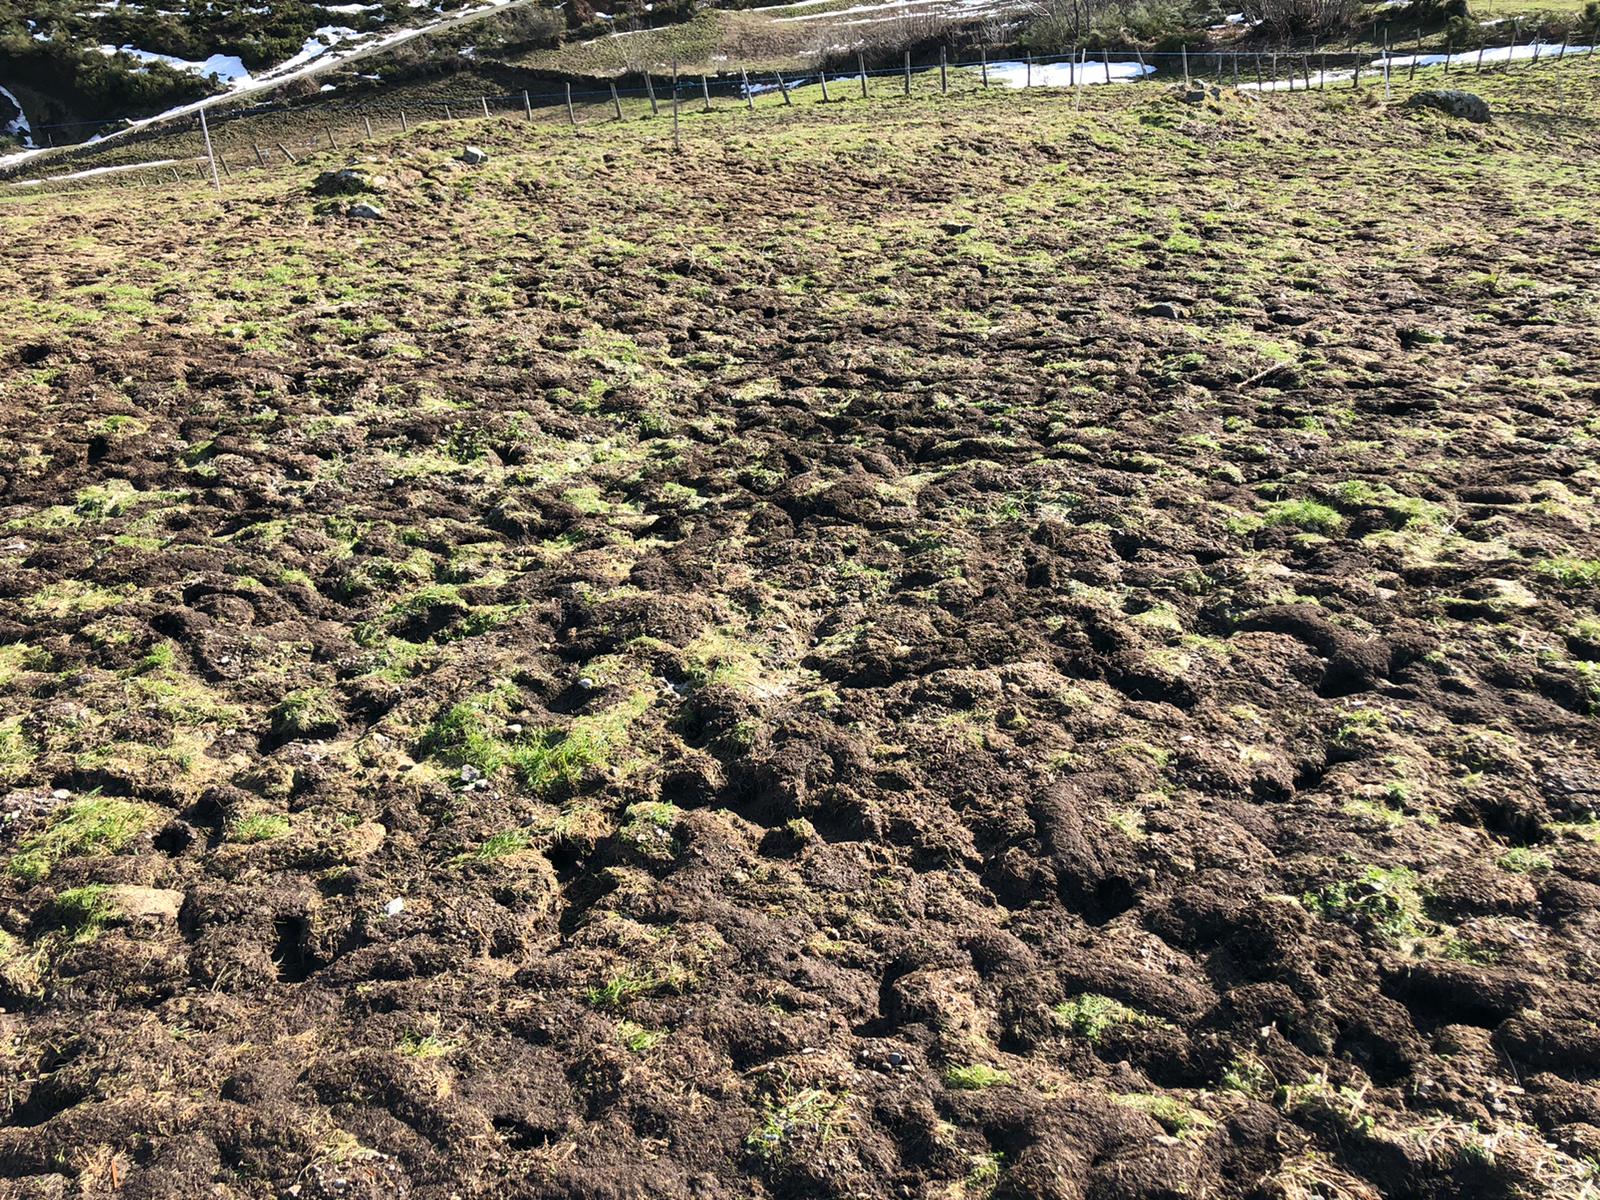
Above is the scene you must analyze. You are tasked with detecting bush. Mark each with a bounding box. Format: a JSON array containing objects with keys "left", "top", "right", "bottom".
[
  {"left": 1244, "top": 0, "right": 1360, "bottom": 37},
  {"left": 1020, "top": 0, "right": 1210, "bottom": 51},
  {"left": 472, "top": 5, "right": 564, "bottom": 50}
]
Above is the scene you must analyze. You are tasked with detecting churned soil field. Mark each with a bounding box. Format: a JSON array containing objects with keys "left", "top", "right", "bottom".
[{"left": 2, "top": 68, "right": 1599, "bottom": 1200}]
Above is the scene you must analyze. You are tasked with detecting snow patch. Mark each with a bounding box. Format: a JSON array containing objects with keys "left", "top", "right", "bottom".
[
  {"left": 0, "top": 84, "right": 35, "bottom": 148},
  {"left": 9, "top": 157, "right": 189, "bottom": 186},
  {"left": 99, "top": 44, "right": 253, "bottom": 85},
  {"left": 982, "top": 58, "right": 1155, "bottom": 87}
]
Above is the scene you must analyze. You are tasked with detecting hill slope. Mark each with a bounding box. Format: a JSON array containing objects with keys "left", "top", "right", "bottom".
[{"left": 2, "top": 75, "right": 1600, "bottom": 1200}]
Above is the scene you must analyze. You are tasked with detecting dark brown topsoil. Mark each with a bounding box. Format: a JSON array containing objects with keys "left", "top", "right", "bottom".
[{"left": 1, "top": 84, "right": 1599, "bottom": 1200}]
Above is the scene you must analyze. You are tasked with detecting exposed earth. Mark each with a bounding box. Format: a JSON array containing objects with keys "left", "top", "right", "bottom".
[{"left": 1, "top": 69, "right": 1599, "bottom": 1200}]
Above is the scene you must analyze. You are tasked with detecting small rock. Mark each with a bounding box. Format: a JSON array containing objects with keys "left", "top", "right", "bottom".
[
  {"left": 1403, "top": 89, "right": 1490, "bottom": 124},
  {"left": 384, "top": 898, "right": 405, "bottom": 916},
  {"left": 459, "top": 764, "right": 481, "bottom": 783},
  {"left": 106, "top": 885, "right": 184, "bottom": 922},
  {"left": 51, "top": 788, "right": 70, "bottom": 800},
  {"left": 577, "top": 677, "right": 596, "bottom": 690},
  {"left": 348, "top": 202, "right": 385, "bottom": 221},
  {"left": 461, "top": 146, "right": 489, "bottom": 165},
  {"left": 1143, "top": 301, "right": 1186, "bottom": 320}
]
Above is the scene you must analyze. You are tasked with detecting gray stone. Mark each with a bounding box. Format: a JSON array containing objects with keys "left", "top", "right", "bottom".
[
  {"left": 1403, "top": 89, "right": 1490, "bottom": 123},
  {"left": 348, "top": 202, "right": 385, "bottom": 220},
  {"left": 1144, "top": 301, "right": 1187, "bottom": 320},
  {"left": 461, "top": 145, "right": 489, "bottom": 165}
]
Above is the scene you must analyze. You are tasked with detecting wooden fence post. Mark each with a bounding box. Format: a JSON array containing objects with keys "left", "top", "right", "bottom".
[
  {"left": 819, "top": 69, "right": 831, "bottom": 102},
  {"left": 776, "top": 71, "right": 792, "bottom": 105},
  {"left": 645, "top": 71, "right": 658, "bottom": 115},
  {"left": 671, "top": 57, "right": 681, "bottom": 150},
  {"left": 858, "top": 51, "right": 868, "bottom": 98},
  {"left": 940, "top": 45, "right": 948, "bottom": 94},
  {"left": 253, "top": 142, "right": 266, "bottom": 167},
  {"left": 701, "top": 74, "right": 712, "bottom": 112},
  {"left": 278, "top": 143, "right": 297, "bottom": 163},
  {"left": 741, "top": 67, "right": 753, "bottom": 110},
  {"left": 400, "top": 109, "right": 408, "bottom": 131},
  {"left": 905, "top": 51, "right": 912, "bottom": 95},
  {"left": 363, "top": 114, "right": 374, "bottom": 139},
  {"left": 524, "top": 89, "right": 533, "bottom": 120},
  {"left": 566, "top": 82, "right": 577, "bottom": 125},
  {"left": 481, "top": 95, "right": 491, "bottom": 118},
  {"left": 1182, "top": 43, "right": 1189, "bottom": 87},
  {"left": 199, "top": 106, "right": 221, "bottom": 195},
  {"left": 326, "top": 124, "right": 337, "bottom": 148},
  {"left": 981, "top": 46, "right": 988, "bottom": 87},
  {"left": 611, "top": 81, "right": 624, "bottom": 119}
]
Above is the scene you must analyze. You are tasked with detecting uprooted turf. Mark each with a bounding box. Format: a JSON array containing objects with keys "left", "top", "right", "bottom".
[{"left": 1, "top": 69, "right": 1599, "bottom": 1200}]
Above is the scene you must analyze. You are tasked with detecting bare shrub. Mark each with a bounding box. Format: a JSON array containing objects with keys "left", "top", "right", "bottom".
[{"left": 1244, "top": 0, "right": 1360, "bottom": 38}]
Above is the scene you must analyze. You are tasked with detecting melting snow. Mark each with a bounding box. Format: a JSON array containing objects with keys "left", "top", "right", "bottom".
[
  {"left": 1383, "top": 41, "right": 1588, "bottom": 69},
  {"left": 1241, "top": 40, "right": 1592, "bottom": 90},
  {"left": 9, "top": 157, "right": 189, "bottom": 185},
  {"left": 983, "top": 58, "right": 1155, "bottom": 87},
  {"left": 99, "top": 44, "right": 252, "bottom": 84},
  {"left": 0, "top": 84, "right": 35, "bottom": 148}
]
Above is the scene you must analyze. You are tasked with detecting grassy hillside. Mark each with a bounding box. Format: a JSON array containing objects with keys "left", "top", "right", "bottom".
[{"left": 2, "top": 67, "right": 1599, "bottom": 1199}]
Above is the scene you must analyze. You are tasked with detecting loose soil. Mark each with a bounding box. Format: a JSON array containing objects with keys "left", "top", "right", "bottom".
[{"left": 1, "top": 72, "right": 1599, "bottom": 1200}]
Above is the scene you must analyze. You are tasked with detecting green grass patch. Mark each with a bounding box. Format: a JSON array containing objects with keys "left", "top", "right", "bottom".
[
  {"left": 945, "top": 1063, "right": 1013, "bottom": 1090},
  {"left": 7, "top": 797, "right": 155, "bottom": 884},
  {"left": 1053, "top": 993, "right": 1155, "bottom": 1040},
  {"left": 1536, "top": 557, "right": 1600, "bottom": 587}
]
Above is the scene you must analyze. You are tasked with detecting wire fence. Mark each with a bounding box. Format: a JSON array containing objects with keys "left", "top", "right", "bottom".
[{"left": 6, "top": 38, "right": 1598, "bottom": 193}]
